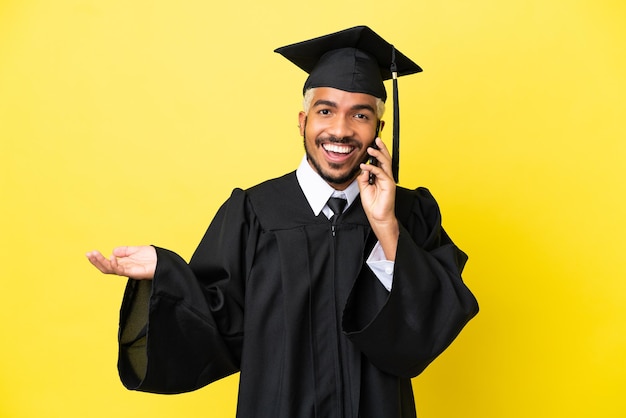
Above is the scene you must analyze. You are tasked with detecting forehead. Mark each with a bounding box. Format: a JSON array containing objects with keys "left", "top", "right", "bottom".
[{"left": 310, "top": 87, "right": 378, "bottom": 109}]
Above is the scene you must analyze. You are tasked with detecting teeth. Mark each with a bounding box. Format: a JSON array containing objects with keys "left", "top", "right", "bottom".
[{"left": 323, "top": 143, "right": 353, "bottom": 154}]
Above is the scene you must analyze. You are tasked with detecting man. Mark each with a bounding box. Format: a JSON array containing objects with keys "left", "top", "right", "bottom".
[{"left": 87, "top": 26, "right": 478, "bottom": 418}]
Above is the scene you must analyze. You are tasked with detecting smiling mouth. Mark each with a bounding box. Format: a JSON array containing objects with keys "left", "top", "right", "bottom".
[{"left": 322, "top": 143, "right": 355, "bottom": 155}]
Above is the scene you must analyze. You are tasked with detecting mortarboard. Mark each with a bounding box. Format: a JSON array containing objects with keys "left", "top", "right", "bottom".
[{"left": 274, "top": 25, "right": 422, "bottom": 183}]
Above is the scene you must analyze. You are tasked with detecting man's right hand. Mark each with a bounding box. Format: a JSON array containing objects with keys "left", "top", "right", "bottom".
[{"left": 86, "top": 246, "right": 157, "bottom": 279}]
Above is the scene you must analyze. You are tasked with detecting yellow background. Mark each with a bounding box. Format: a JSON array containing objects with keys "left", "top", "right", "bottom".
[{"left": 1, "top": 0, "right": 625, "bottom": 417}]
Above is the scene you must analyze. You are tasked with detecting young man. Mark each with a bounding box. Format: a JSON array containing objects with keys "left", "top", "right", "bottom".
[{"left": 87, "top": 26, "right": 478, "bottom": 418}]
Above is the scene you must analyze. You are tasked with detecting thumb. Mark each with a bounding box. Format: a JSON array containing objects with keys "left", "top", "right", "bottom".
[{"left": 112, "top": 246, "right": 140, "bottom": 257}]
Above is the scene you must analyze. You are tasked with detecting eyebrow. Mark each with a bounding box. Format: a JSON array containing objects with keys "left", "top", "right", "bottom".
[
  {"left": 312, "top": 100, "right": 376, "bottom": 114},
  {"left": 351, "top": 104, "right": 376, "bottom": 114},
  {"left": 312, "top": 99, "right": 338, "bottom": 108}
]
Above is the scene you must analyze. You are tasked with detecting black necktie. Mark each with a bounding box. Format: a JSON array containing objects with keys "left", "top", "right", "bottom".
[
  {"left": 327, "top": 197, "right": 347, "bottom": 221},
  {"left": 327, "top": 198, "right": 347, "bottom": 237}
]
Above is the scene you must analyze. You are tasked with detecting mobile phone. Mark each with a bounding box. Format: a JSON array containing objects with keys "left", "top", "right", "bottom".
[{"left": 367, "top": 120, "right": 382, "bottom": 184}]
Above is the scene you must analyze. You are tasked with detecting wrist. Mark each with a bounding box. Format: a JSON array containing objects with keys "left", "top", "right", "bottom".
[{"left": 371, "top": 218, "right": 399, "bottom": 261}]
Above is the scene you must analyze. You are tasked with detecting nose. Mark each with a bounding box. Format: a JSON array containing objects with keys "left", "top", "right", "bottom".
[{"left": 326, "top": 116, "right": 354, "bottom": 140}]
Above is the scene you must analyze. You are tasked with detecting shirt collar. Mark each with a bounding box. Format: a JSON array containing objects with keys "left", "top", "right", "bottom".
[{"left": 296, "top": 155, "right": 360, "bottom": 216}]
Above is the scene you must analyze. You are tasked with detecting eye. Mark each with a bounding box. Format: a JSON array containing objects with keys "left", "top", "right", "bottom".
[
  {"left": 318, "top": 108, "right": 332, "bottom": 115},
  {"left": 354, "top": 113, "right": 369, "bottom": 120}
]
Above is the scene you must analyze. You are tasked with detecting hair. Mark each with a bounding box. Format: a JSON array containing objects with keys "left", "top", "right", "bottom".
[{"left": 303, "top": 88, "right": 386, "bottom": 119}]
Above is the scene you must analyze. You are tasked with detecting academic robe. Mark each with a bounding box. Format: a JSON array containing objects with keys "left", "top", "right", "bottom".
[{"left": 117, "top": 172, "right": 478, "bottom": 418}]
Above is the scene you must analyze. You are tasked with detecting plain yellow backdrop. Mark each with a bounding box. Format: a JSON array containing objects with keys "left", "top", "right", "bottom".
[{"left": 1, "top": 0, "right": 625, "bottom": 417}]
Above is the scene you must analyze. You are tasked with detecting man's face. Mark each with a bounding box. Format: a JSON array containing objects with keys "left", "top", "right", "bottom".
[{"left": 299, "top": 87, "right": 381, "bottom": 190}]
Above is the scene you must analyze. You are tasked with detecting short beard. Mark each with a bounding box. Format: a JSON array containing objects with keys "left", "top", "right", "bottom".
[{"left": 303, "top": 136, "right": 362, "bottom": 187}]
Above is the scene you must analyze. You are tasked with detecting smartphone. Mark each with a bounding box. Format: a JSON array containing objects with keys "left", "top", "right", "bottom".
[{"left": 367, "top": 120, "right": 382, "bottom": 184}]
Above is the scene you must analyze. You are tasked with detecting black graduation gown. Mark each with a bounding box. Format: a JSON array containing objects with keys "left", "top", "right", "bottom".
[{"left": 117, "top": 172, "right": 478, "bottom": 418}]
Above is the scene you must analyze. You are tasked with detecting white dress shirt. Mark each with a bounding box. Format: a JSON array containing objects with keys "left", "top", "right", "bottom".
[{"left": 295, "top": 156, "right": 394, "bottom": 291}]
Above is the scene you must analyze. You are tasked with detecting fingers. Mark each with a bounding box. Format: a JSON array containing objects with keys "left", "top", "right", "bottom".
[
  {"left": 109, "top": 252, "right": 122, "bottom": 273},
  {"left": 372, "top": 137, "right": 392, "bottom": 161},
  {"left": 359, "top": 162, "right": 386, "bottom": 184},
  {"left": 86, "top": 249, "right": 129, "bottom": 276},
  {"left": 85, "top": 250, "right": 117, "bottom": 274},
  {"left": 366, "top": 138, "right": 393, "bottom": 179},
  {"left": 360, "top": 161, "right": 392, "bottom": 187}
]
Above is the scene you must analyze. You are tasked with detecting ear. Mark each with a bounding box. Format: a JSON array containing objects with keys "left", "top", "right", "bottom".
[{"left": 298, "top": 111, "right": 307, "bottom": 136}]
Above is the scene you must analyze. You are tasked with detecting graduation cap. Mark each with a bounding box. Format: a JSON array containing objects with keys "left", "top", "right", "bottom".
[{"left": 274, "top": 25, "right": 422, "bottom": 183}]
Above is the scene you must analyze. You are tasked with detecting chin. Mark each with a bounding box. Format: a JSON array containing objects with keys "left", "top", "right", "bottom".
[
  {"left": 320, "top": 166, "right": 361, "bottom": 187},
  {"left": 306, "top": 146, "right": 361, "bottom": 186}
]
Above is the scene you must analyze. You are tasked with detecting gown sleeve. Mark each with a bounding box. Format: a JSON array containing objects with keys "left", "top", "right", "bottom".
[
  {"left": 342, "top": 187, "right": 479, "bottom": 378},
  {"left": 117, "top": 188, "right": 255, "bottom": 394}
]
